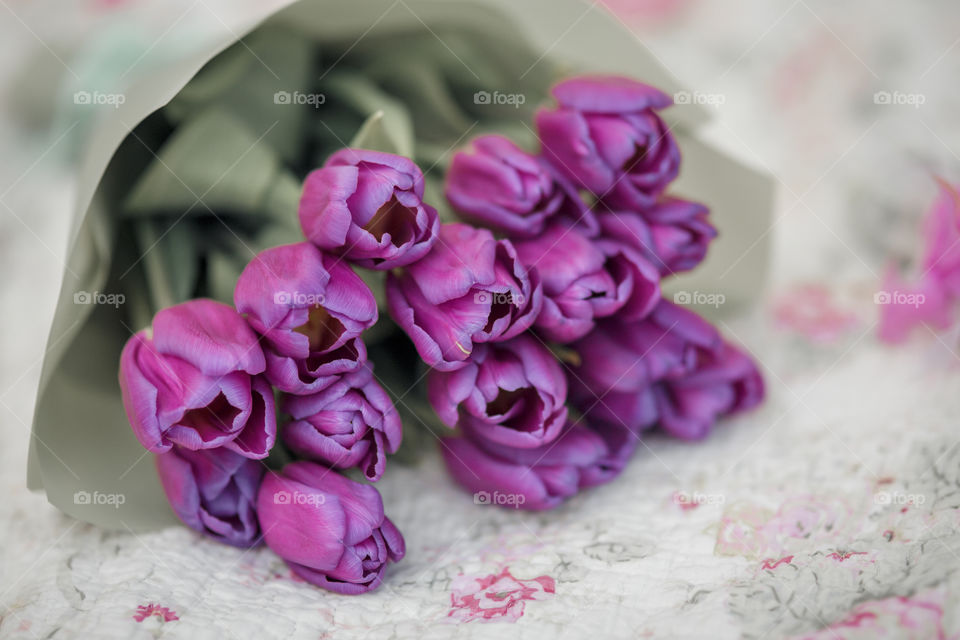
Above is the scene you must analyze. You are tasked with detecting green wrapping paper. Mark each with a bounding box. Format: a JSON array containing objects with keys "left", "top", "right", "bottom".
[{"left": 29, "top": 0, "right": 774, "bottom": 530}]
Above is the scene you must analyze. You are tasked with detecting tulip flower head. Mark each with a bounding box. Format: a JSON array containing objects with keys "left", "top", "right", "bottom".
[
  {"left": 387, "top": 223, "right": 543, "bottom": 371},
  {"left": 445, "top": 135, "right": 596, "bottom": 237},
  {"left": 441, "top": 420, "right": 636, "bottom": 511},
  {"left": 300, "top": 149, "right": 439, "bottom": 269},
  {"left": 257, "top": 462, "right": 405, "bottom": 594},
  {"left": 537, "top": 75, "right": 680, "bottom": 210},
  {"left": 155, "top": 445, "right": 264, "bottom": 547},
  {"left": 597, "top": 197, "right": 716, "bottom": 276},
  {"left": 513, "top": 223, "right": 660, "bottom": 343},
  {"left": 234, "top": 242, "right": 377, "bottom": 395},
  {"left": 119, "top": 299, "right": 276, "bottom": 458},
  {"left": 427, "top": 334, "right": 568, "bottom": 448},
  {"left": 282, "top": 364, "right": 402, "bottom": 481}
]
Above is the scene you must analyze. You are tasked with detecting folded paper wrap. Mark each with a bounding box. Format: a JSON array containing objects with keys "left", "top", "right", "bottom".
[{"left": 28, "top": 0, "right": 774, "bottom": 530}]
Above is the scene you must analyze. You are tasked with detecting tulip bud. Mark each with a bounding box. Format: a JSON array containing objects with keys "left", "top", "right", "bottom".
[
  {"left": 257, "top": 462, "right": 405, "bottom": 594},
  {"left": 597, "top": 197, "right": 716, "bottom": 275},
  {"left": 568, "top": 302, "right": 720, "bottom": 430},
  {"left": 300, "top": 149, "right": 439, "bottom": 269},
  {"left": 119, "top": 299, "right": 275, "bottom": 458},
  {"left": 570, "top": 303, "right": 764, "bottom": 438},
  {"left": 427, "top": 334, "right": 567, "bottom": 448},
  {"left": 445, "top": 135, "right": 595, "bottom": 237},
  {"left": 235, "top": 242, "right": 376, "bottom": 395},
  {"left": 537, "top": 75, "right": 680, "bottom": 210},
  {"left": 282, "top": 364, "right": 402, "bottom": 481},
  {"left": 652, "top": 341, "right": 765, "bottom": 440},
  {"left": 440, "top": 420, "right": 635, "bottom": 511},
  {"left": 386, "top": 223, "right": 542, "bottom": 370},
  {"left": 155, "top": 446, "right": 264, "bottom": 547},
  {"left": 513, "top": 223, "right": 660, "bottom": 343}
]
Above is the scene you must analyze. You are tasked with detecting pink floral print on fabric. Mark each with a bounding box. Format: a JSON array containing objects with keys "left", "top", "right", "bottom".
[
  {"left": 794, "top": 587, "right": 949, "bottom": 640},
  {"left": 133, "top": 603, "right": 179, "bottom": 623},
  {"left": 448, "top": 567, "right": 556, "bottom": 623}
]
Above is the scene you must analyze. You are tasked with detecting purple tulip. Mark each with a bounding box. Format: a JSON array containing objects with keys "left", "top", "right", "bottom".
[
  {"left": 445, "top": 135, "right": 596, "bottom": 237},
  {"left": 234, "top": 242, "right": 376, "bottom": 395},
  {"left": 921, "top": 179, "right": 960, "bottom": 297},
  {"left": 597, "top": 197, "right": 716, "bottom": 275},
  {"left": 513, "top": 223, "right": 660, "bottom": 343},
  {"left": 155, "top": 446, "right": 264, "bottom": 547},
  {"left": 576, "top": 421, "right": 639, "bottom": 488},
  {"left": 536, "top": 75, "right": 680, "bottom": 209},
  {"left": 440, "top": 420, "right": 636, "bottom": 511},
  {"left": 257, "top": 462, "right": 405, "bottom": 594},
  {"left": 652, "top": 340, "right": 765, "bottom": 440},
  {"left": 570, "top": 303, "right": 764, "bottom": 438},
  {"left": 568, "top": 302, "right": 721, "bottom": 430},
  {"left": 427, "top": 334, "right": 567, "bottom": 448},
  {"left": 119, "top": 299, "right": 275, "bottom": 458},
  {"left": 281, "top": 364, "right": 402, "bottom": 482},
  {"left": 299, "top": 149, "right": 439, "bottom": 269},
  {"left": 386, "top": 223, "right": 543, "bottom": 371}
]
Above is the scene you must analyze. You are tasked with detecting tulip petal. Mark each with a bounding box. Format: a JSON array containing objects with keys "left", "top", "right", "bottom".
[
  {"left": 299, "top": 166, "right": 358, "bottom": 249},
  {"left": 551, "top": 75, "right": 673, "bottom": 113},
  {"left": 153, "top": 299, "right": 265, "bottom": 377}
]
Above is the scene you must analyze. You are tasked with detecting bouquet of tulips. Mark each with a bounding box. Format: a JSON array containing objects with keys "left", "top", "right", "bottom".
[{"left": 115, "top": 73, "right": 764, "bottom": 594}]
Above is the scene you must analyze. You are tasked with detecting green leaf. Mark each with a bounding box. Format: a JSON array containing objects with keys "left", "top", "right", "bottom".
[
  {"left": 324, "top": 72, "right": 414, "bottom": 157},
  {"left": 354, "top": 266, "right": 388, "bottom": 311},
  {"left": 165, "top": 27, "right": 315, "bottom": 164},
  {"left": 262, "top": 171, "right": 303, "bottom": 224},
  {"left": 134, "top": 218, "right": 199, "bottom": 312},
  {"left": 202, "top": 219, "right": 303, "bottom": 304},
  {"left": 123, "top": 107, "right": 286, "bottom": 219},
  {"left": 349, "top": 110, "right": 402, "bottom": 155},
  {"left": 363, "top": 58, "right": 475, "bottom": 142},
  {"left": 205, "top": 246, "right": 247, "bottom": 305}
]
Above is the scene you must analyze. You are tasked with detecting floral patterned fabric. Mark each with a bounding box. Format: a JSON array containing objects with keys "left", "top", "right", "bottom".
[{"left": 2, "top": 0, "right": 960, "bottom": 638}]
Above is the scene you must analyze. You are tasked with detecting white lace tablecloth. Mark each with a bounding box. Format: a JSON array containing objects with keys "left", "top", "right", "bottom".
[{"left": 2, "top": 1, "right": 960, "bottom": 638}]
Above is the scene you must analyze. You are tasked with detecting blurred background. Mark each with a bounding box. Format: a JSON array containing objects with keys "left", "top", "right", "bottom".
[{"left": 3, "top": 0, "right": 960, "bottom": 637}]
